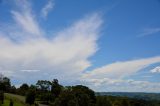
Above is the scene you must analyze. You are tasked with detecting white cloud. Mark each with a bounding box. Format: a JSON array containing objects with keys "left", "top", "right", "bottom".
[
  {"left": 83, "top": 56, "right": 160, "bottom": 79},
  {"left": 82, "top": 78, "right": 160, "bottom": 92},
  {"left": 11, "top": 11, "right": 42, "bottom": 36},
  {"left": 81, "top": 57, "right": 160, "bottom": 92},
  {"left": 139, "top": 27, "right": 160, "bottom": 37},
  {"left": 41, "top": 0, "right": 54, "bottom": 18},
  {"left": 150, "top": 66, "right": 160, "bottom": 73},
  {"left": 10, "top": 0, "right": 42, "bottom": 37},
  {"left": 1, "top": 0, "right": 160, "bottom": 92},
  {"left": 20, "top": 70, "right": 40, "bottom": 72},
  {"left": 0, "top": 0, "right": 102, "bottom": 84}
]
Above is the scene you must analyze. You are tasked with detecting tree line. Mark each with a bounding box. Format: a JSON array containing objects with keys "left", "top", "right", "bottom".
[{"left": 0, "top": 74, "right": 160, "bottom": 106}]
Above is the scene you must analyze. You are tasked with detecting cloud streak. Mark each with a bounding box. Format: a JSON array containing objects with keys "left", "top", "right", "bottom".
[
  {"left": 41, "top": 0, "right": 54, "bottom": 18},
  {"left": 139, "top": 27, "right": 160, "bottom": 37},
  {"left": 83, "top": 56, "right": 160, "bottom": 79},
  {"left": 81, "top": 56, "right": 160, "bottom": 92},
  {"left": 0, "top": 0, "right": 160, "bottom": 92}
]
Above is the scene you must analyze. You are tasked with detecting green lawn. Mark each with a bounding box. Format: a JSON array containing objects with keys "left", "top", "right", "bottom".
[
  {"left": 1, "top": 99, "right": 23, "bottom": 106},
  {"left": 5, "top": 93, "right": 25, "bottom": 103},
  {"left": 2, "top": 93, "right": 28, "bottom": 106}
]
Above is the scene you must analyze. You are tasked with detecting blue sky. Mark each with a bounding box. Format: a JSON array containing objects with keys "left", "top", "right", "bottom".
[{"left": 0, "top": 0, "right": 160, "bottom": 92}]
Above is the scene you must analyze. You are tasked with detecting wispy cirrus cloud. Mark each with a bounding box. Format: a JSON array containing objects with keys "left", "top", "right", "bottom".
[
  {"left": 20, "top": 70, "right": 40, "bottom": 72},
  {"left": 81, "top": 56, "right": 160, "bottom": 92},
  {"left": 41, "top": 0, "right": 54, "bottom": 19},
  {"left": 83, "top": 56, "right": 160, "bottom": 79},
  {"left": 0, "top": 0, "right": 102, "bottom": 84},
  {"left": 11, "top": 11, "right": 42, "bottom": 36},
  {"left": 139, "top": 27, "right": 160, "bottom": 37},
  {"left": 0, "top": 0, "right": 160, "bottom": 92}
]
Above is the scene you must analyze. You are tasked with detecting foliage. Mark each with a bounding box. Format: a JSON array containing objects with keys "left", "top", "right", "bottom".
[
  {"left": 9, "top": 99, "right": 13, "bottom": 106},
  {"left": 0, "top": 91, "right": 4, "bottom": 104},
  {"left": 36, "top": 80, "right": 51, "bottom": 91},
  {"left": 96, "top": 92, "right": 160, "bottom": 101},
  {"left": 53, "top": 85, "right": 96, "bottom": 106},
  {"left": 0, "top": 75, "right": 11, "bottom": 92},
  {"left": 17, "top": 83, "right": 29, "bottom": 96},
  {"left": 25, "top": 89, "right": 36, "bottom": 105},
  {"left": 1, "top": 74, "right": 160, "bottom": 106},
  {"left": 51, "top": 79, "right": 62, "bottom": 98},
  {"left": 96, "top": 95, "right": 160, "bottom": 106}
]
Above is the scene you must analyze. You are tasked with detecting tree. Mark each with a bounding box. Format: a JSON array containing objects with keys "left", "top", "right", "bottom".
[
  {"left": 0, "top": 75, "right": 11, "bottom": 92},
  {"left": 25, "top": 89, "right": 36, "bottom": 105},
  {"left": 72, "top": 85, "right": 96, "bottom": 104},
  {"left": 20, "top": 83, "right": 29, "bottom": 90},
  {"left": 53, "top": 90, "right": 77, "bottom": 106},
  {"left": 53, "top": 85, "right": 96, "bottom": 106},
  {"left": 39, "top": 92, "right": 53, "bottom": 104},
  {"left": 9, "top": 86, "right": 16, "bottom": 93},
  {"left": 36, "top": 80, "right": 51, "bottom": 91},
  {"left": 17, "top": 83, "right": 29, "bottom": 95},
  {"left": 51, "top": 79, "right": 62, "bottom": 98},
  {"left": 3, "top": 77, "right": 11, "bottom": 91},
  {"left": 9, "top": 99, "right": 14, "bottom": 106},
  {"left": 30, "top": 84, "right": 37, "bottom": 90},
  {"left": 121, "top": 99, "right": 129, "bottom": 106},
  {"left": 0, "top": 91, "right": 4, "bottom": 104},
  {"left": 96, "top": 96, "right": 112, "bottom": 106}
]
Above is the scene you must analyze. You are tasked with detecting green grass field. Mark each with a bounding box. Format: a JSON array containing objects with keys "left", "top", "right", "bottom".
[
  {"left": 1, "top": 93, "right": 27, "bottom": 106},
  {"left": 5, "top": 93, "right": 25, "bottom": 103},
  {"left": 1, "top": 99, "right": 23, "bottom": 106},
  {"left": 0, "top": 93, "right": 41, "bottom": 106}
]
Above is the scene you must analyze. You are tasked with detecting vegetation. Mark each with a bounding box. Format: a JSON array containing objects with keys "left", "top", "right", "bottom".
[
  {"left": 0, "top": 91, "right": 4, "bottom": 104},
  {"left": 4, "top": 93, "right": 27, "bottom": 106},
  {"left": 25, "top": 89, "right": 35, "bottom": 105},
  {"left": 0, "top": 74, "right": 160, "bottom": 106},
  {"left": 96, "top": 92, "right": 160, "bottom": 101},
  {"left": 96, "top": 95, "right": 160, "bottom": 106}
]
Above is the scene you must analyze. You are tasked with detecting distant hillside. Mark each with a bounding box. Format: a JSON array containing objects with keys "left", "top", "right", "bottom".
[{"left": 96, "top": 92, "right": 160, "bottom": 101}]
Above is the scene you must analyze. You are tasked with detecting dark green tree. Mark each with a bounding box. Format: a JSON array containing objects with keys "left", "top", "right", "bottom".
[
  {"left": 9, "top": 99, "right": 14, "bottom": 106},
  {"left": 0, "top": 75, "right": 11, "bottom": 92},
  {"left": 17, "top": 83, "right": 29, "bottom": 95},
  {"left": 96, "top": 96, "right": 112, "bottom": 106},
  {"left": 20, "top": 83, "right": 29, "bottom": 90},
  {"left": 53, "top": 90, "right": 77, "bottom": 106},
  {"left": 51, "top": 79, "right": 62, "bottom": 98},
  {"left": 2, "top": 77, "right": 11, "bottom": 91},
  {"left": 25, "top": 89, "right": 36, "bottom": 105},
  {"left": 72, "top": 85, "right": 96, "bottom": 105},
  {"left": 36, "top": 80, "right": 51, "bottom": 91},
  {"left": 0, "top": 91, "right": 4, "bottom": 104},
  {"left": 53, "top": 85, "right": 96, "bottom": 106},
  {"left": 9, "top": 86, "right": 16, "bottom": 93}
]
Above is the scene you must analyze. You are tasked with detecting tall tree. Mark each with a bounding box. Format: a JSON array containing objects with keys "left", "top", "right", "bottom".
[
  {"left": 0, "top": 74, "right": 11, "bottom": 92},
  {"left": 54, "top": 85, "right": 96, "bottom": 106},
  {"left": 51, "top": 79, "right": 62, "bottom": 98},
  {"left": 17, "top": 83, "right": 29, "bottom": 95},
  {"left": 0, "top": 91, "right": 4, "bottom": 104},
  {"left": 36, "top": 80, "right": 51, "bottom": 91},
  {"left": 25, "top": 89, "right": 36, "bottom": 106}
]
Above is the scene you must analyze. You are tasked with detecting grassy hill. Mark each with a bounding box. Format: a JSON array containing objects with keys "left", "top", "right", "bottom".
[{"left": 2, "top": 93, "right": 27, "bottom": 106}]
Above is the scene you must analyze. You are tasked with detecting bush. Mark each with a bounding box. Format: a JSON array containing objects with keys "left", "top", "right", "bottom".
[
  {"left": 0, "top": 91, "right": 4, "bottom": 104},
  {"left": 25, "top": 89, "right": 35, "bottom": 105}
]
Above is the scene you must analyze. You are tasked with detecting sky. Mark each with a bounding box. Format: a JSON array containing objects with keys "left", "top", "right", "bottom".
[{"left": 0, "top": 0, "right": 160, "bottom": 92}]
